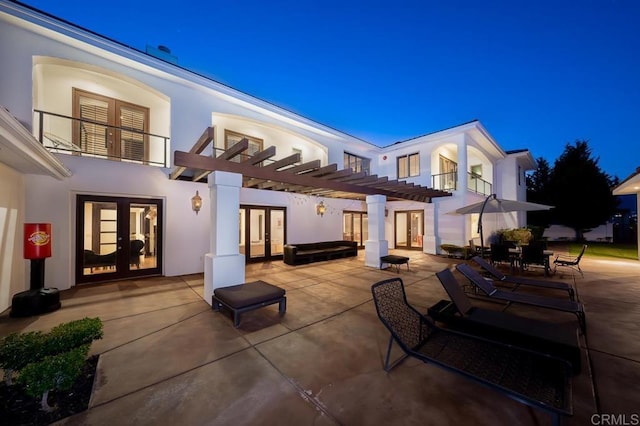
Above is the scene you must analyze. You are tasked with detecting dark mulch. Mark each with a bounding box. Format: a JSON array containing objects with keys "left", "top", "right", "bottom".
[{"left": 0, "top": 355, "right": 99, "bottom": 425}]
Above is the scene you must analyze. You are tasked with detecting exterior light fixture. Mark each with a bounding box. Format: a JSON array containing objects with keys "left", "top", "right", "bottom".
[
  {"left": 316, "top": 201, "right": 326, "bottom": 217},
  {"left": 191, "top": 190, "right": 202, "bottom": 215}
]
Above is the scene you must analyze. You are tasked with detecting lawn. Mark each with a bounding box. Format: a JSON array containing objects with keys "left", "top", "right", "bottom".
[{"left": 566, "top": 242, "right": 638, "bottom": 260}]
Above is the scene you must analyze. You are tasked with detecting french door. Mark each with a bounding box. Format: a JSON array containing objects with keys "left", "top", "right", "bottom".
[
  {"left": 239, "top": 205, "right": 286, "bottom": 262},
  {"left": 72, "top": 88, "right": 149, "bottom": 162},
  {"left": 76, "top": 195, "right": 163, "bottom": 283},
  {"left": 394, "top": 210, "right": 424, "bottom": 250},
  {"left": 343, "top": 211, "right": 368, "bottom": 247}
]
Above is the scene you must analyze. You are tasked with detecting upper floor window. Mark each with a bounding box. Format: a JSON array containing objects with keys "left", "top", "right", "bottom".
[
  {"left": 225, "top": 130, "right": 263, "bottom": 162},
  {"left": 398, "top": 153, "right": 420, "bottom": 178},
  {"left": 344, "top": 152, "right": 370, "bottom": 175},
  {"left": 470, "top": 164, "right": 482, "bottom": 178}
]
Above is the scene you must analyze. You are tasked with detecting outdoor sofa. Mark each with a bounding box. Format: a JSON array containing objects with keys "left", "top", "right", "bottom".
[{"left": 283, "top": 240, "right": 357, "bottom": 265}]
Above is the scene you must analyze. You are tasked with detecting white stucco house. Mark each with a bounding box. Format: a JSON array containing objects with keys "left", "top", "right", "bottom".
[
  {"left": 613, "top": 167, "right": 640, "bottom": 260},
  {"left": 0, "top": 0, "right": 535, "bottom": 312}
]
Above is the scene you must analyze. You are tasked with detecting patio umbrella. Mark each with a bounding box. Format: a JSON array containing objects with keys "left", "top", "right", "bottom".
[{"left": 450, "top": 194, "right": 553, "bottom": 257}]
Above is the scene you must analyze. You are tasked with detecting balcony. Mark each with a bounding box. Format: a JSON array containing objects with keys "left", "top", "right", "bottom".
[
  {"left": 431, "top": 171, "right": 492, "bottom": 196},
  {"left": 432, "top": 171, "right": 457, "bottom": 191},
  {"left": 467, "top": 172, "right": 492, "bottom": 196},
  {"left": 34, "top": 110, "right": 169, "bottom": 167}
]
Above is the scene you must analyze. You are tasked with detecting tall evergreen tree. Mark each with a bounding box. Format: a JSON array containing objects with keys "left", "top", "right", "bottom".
[
  {"left": 547, "top": 140, "right": 618, "bottom": 240},
  {"left": 526, "top": 157, "right": 553, "bottom": 229}
]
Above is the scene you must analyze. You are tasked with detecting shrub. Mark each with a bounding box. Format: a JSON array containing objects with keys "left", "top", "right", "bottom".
[
  {"left": 0, "top": 331, "right": 46, "bottom": 385},
  {"left": 43, "top": 317, "right": 103, "bottom": 355},
  {"left": 17, "top": 344, "right": 90, "bottom": 412},
  {"left": 497, "top": 228, "right": 533, "bottom": 245}
]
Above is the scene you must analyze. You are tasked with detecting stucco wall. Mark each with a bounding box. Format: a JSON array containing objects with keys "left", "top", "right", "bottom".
[{"left": 0, "top": 162, "right": 26, "bottom": 313}]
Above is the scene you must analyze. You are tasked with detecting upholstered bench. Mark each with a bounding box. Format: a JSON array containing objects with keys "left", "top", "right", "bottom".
[{"left": 212, "top": 280, "right": 286, "bottom": 327}]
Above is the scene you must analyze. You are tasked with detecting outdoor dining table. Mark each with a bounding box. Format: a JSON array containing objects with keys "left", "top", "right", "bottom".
[{"left": 509, "top": 247, "right": 554, "bottom": 276}]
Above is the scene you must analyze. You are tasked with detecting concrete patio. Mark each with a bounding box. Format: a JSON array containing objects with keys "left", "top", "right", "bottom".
[{"left": 1, "top": 250, "right": 638, "bottom": 425}]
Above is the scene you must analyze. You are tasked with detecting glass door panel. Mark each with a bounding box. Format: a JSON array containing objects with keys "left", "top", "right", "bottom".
[
  {"left": 410, "top": 211, "right": 423, "bottom": 248},
  {"left": 343, "top": 213, "right": 354, "bottom": 240},
  {"left": 249, "top": 209, "right": 266, "bottom": 259},
  {"left": 82, "top": 201, "right": 117, "bottom": 275},
  {"left": 130, "top": 203, "right": 159, "bottom": 270},
  {"left": 395, "top": 212, "right": 408, "bottom": 248},
  {"left": 270, "top": 210, "right": 285, "bottom": 256}
]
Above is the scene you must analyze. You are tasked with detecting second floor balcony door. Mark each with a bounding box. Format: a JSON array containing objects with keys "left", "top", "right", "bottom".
[{"left": 72, "top": 88, "right": 149, "bottom": 162}]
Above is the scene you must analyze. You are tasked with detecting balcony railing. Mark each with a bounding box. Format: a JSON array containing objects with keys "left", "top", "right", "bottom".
[
  {"left": 432, "top": 171, "right": 457, "bottom": 191},
  {"left": 467, "top": 172, "right": 492, "bottom": 196},
  {"left": 431, "top": 171, "right": 493, "bottom": 195},
  {"left": 33, "top": 110, "right": 169, "bottom": 167}
]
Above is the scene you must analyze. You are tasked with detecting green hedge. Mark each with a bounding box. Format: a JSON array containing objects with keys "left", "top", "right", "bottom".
[{"left": 0, "top": 317, "right": 102, "bottom": 384}]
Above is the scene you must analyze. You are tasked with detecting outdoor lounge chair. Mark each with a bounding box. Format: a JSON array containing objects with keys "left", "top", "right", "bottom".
[
  {"left": 471, "top": 256, "right": 575, "bottom": 301},
  {"left": 554, "top": 245, "right": 587, "bottom": 277},
  {"left": 456, "top": 264, "right": 586, "bottom": 333},
  {"left": 433, "top": 268, "right": 581, "bottom": 373},
  {"left": 371, "top": 278, "right": 573, "bottom": 425}
]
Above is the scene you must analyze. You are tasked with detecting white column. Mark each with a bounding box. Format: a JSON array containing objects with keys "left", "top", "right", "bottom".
[
  {"left": 204, "top": 171, "right": 245, "bottom": 306},
  {"left": 637, "top": 194, "right": 640, "bottom": 261},
  {"left": 365, "top": 195, "right": 389, "bottom": 268},
  {"left": 423, "top": 203, "right": 437, "bottom": 254},
  {"left": 457, "top": 136, "right": 468, "bottom": 194}
]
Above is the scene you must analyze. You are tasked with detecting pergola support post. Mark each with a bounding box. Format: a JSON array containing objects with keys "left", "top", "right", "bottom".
[
  {"left": 365, "top": 195, "right": 389, "bottom": 268},
  {"left": 204, "top": 171, "right": 245, "bottom": 306}
]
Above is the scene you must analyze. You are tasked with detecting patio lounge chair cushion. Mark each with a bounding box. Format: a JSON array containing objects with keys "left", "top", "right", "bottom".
[
  {"left": 213, "top": 281, "right": 286, "bottom": 327},
  {"left": 471, "top": 256, "right": 575, "bottom": 300},
  {"left": 433, "top": 268, "right": 581, "bottom": 373},
  {"left": 371, "top": 277, "right": 573, "bottom": 424},
  {"left": 456, "top": 264, "right": 586, "bottom": 332}
]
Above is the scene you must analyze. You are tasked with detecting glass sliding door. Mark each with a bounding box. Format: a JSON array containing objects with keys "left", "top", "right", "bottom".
[
  {"left": 395, "top": 210, "right": 423, "bottom": 250},
  {"left": 240, "top": 205, "right": 286, "bottom": 262},
  {"left": 77, "top": 195, "right": 162, "bottom": 283}
]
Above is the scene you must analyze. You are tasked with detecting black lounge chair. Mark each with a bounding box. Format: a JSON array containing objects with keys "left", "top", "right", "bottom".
[
  {"left": 371, "top": 277, "right": 573, "bottom": 425},
  {"left": 456, "top": 264, "right": 586, "bottom": 333},
  {"left": 554, "top": 245, "right": 587, "bottom": 277},
  {"left": 433, "top": 268, "right": 581, "bottom": 373},
  {"left": 471, "top": 256, "right": 575, "bottom": 301}
]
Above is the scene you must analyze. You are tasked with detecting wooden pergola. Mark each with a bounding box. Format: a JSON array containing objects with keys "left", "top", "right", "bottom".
[{"left": 170, "top": 127, "right": 452, "bottom": 203}]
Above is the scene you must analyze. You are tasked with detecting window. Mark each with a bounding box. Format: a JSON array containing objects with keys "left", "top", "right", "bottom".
[
  {"left": 470, "top": 164, "right": 482, "bottom": 178},
  {"left": 72, "top": 88, "right": 149, "bottom": 162},
  {"left": 397, "top": 153, "right": 420, "bottom": 178},
  {"left": 344, "top": 152, "right": 370, "bottom": 175},
  {"left": 518, "top": 165, "right": 522, "bottom": 185},
  {"left": 224, "top": 130, "right": 263, "bottom": 163}
]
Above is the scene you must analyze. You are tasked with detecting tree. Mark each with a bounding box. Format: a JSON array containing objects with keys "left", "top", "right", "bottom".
[
  {"left": 547, "top": 140, "right": 618, "bottom": 241},
  {"left": 526, "top": 157, "right": 553, "bottom": 230}
]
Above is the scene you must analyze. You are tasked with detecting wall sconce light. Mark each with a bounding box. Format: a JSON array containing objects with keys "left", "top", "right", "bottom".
[
  {"left": 191, "top": 190, "right": 202, "bottom": 215},
  {"left": 316, "top": 201, "right": 326, "bottom": 217}
]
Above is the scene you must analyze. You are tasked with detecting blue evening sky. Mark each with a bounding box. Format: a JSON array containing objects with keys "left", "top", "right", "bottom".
[{"left": 20, "top": 0, "right": 640, "bottom": 180}]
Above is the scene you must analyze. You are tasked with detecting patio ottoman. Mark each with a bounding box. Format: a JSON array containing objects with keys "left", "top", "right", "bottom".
[
  {"left": 212, "top": 280, "right": 286, "bottom": 327},
  {"left": 380, "top": 255, "right": 410, "bottom": 273}
]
